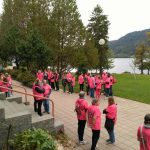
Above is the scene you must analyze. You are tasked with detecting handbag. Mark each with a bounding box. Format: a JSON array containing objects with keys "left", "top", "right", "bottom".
[{"left": 140, "top": 125, "right": 146, "bottom": 150}]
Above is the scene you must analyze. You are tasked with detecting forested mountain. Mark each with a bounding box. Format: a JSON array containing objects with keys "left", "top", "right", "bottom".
[{"left": 109, "top": 29, "right": 150, "bottom": 58}]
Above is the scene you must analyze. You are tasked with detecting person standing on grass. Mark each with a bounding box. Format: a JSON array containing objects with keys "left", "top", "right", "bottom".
[
  {"left": 87, "top": 99, "right": 101, "bottom": 150},
  {"left": 75, "top": 91, "right": 88, "bottom": 145},
  {"left": 34, "top": 80, "right": 45, "bottom": 116},
  {"left": 103, "top": 97, "right": 117, "bottom": 144},
  {"left": 137, "top": 114, "right": 150, "bottom": 150},
  {"left": 78, "top": 73, "right": 84, "bottom": 91},
  {"left": 43, "top": 80, "right": 51, "bottom": 114}
]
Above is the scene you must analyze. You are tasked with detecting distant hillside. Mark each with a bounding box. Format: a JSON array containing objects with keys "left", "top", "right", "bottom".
[{"left": 109, "top": 28, "right": 150, "bottom": 58}]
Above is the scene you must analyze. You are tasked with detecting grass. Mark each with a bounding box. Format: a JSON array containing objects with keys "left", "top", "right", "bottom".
[{"left": 113, "top": 73, "right": 150, "bottom": 104}]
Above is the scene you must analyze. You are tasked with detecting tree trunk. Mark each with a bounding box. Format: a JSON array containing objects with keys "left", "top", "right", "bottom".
[{"left": 148, "top": 69, "right": 150, "bottom": 75}]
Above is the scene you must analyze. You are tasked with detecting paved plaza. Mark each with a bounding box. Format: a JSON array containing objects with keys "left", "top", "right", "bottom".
[{"left": 13, "top": 81, "right": 150, "bottom": 150}]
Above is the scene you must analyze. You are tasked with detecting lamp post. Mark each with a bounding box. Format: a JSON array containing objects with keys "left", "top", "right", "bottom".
[{"left": 98, "top": 38, "right": 105, "bottom": 74}]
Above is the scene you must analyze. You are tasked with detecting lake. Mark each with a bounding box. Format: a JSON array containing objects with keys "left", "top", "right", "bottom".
[{"left": 108, "top": 58, "right": 145, "bottom": 74}]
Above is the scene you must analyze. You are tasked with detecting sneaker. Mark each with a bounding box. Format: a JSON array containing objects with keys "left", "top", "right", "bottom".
[
  {"left": 106, "top": 139, "right": 110, "bottom": 142},
  {"left": 47, "top": 112, "right": 50, "bottom": 114},
  {"left": 106, "top": 141, "right": 114, "bottom": 144},
  {"left": 79, "top": 140, "right": 87, "bottom": 145},
  {"left": 43, "top": 111, "right": 46, "bottom": 113}
]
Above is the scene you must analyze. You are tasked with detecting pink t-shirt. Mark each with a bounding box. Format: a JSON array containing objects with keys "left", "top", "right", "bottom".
[
  {"left": 36, "top": 72, "right": 43, "bottom": 81},
  {"left": 72, "top": 77, "right": 76, "bottom": 86},
  {"left": 88, "top": 105, "right": 101, "bottom": 130},
  {"left": 66, "top": 73, "right": 72, "bottom": 82},
  {"left": 106, "top": 104, "right": 117, "bottom": 123},
  {"left": 109, "top": 76, "right": 113, "bottom": 86},
  {"left": 75, "top": 98, "right": 88, "bottom": 120},
  {"left": 43, "top": 84, "right": 51, "bottom": 96},
  {"left": 96, "top": 79, "right": 102, "bottom": 89},
  {"left": 78, "top": 75, "right": 84, "bottom": 84},
  {"left": 137, "top": 125, "right": 150, "bottom": 150},
  {"left": 89, "top": 77, "right": 95, "bottom": 88}
]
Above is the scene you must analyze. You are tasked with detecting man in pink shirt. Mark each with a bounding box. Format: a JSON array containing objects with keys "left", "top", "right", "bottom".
[
  {"left": 75, "top": 91, "right": 88, "bottom": 145},
  {"left": 78, "top": 73, "right": 84, "bottom": 91},
  {"left": 66, "top": 71, "right": 72, "bottom": 93},
  {"left": 137, "top": 114, "right": 150, "bottom": 150},
  {"left": 103, "top": 97, "right": 117, "bottom": 144},
  {"left": 87, "top": 99, "right": 101, "bottom": 150},
  {"left": 89, "top": 75, "right": 95, "bottom": 98}
]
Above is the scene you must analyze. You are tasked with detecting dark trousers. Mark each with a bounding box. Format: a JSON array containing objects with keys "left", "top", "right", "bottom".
[
  {"left": 34, "top": 99, "right": 38, "bottom": 112},
  {"left": 78, "top": 120, "right": 86, "bottom": 141},
  {"left": 86, "top": 85, "right": 89, "bottom": 95},
  {"left": 68, "top": 82, "right": 71, "bottom": 93},
  {"left": 37, "top": 100, "right": 43, "bottom": 115},
  {"left": 55, "top": 81, "right": 59, "bottom": 90},
  {"left": 91, "top": 130, "right": 100, "bottom": 150},
  {"left": 51, "top": 82, "right": 55, "bottom": 90},
  {"left": 79, "top": 84, "right": 84, "bottom": 91},
  {"left": 109, "top": 85, "right": 113, "bottom": 96}
]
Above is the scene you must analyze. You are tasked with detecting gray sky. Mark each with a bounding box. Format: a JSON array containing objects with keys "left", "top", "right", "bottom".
[{"left": 0, "top": 0, "right": 150, "bottom": 40}]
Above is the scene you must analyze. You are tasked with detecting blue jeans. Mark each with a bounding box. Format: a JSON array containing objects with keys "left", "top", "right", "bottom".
[
  {"left": 107, "top": 129, "right": 115, "bottom": 143},
  {"left": 90, "top": 88, "right": 95, "bottom": 98},
  {"left": 43, "top": 99, "right": 50, "bottom": 113}
]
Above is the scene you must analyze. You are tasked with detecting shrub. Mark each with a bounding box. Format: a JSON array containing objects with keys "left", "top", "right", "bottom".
[{"left": 9, "top": 128, "right": 57, "bottom": 150}]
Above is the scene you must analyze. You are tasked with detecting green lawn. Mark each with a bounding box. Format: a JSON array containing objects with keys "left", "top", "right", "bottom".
[{"left": 113, "top": 73, "right": 150, "bottom": 104}]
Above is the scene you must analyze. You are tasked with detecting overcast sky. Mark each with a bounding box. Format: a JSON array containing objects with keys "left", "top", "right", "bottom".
[{"left": 0, "top": 0, "right": 150, "bottom": 40}]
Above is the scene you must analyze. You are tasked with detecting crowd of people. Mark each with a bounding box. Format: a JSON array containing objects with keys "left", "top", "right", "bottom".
[
  {"left": 0, "top": 68, "right": 149, "bottom": 150},
  {"left": 75, "top": 91, "right": 117, "bottom": 150}
]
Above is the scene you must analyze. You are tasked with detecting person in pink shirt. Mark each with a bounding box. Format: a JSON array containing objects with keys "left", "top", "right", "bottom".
[
  {"left": 87, "top": 99, "right": 101, "bottom": 150},
  {"left": 6, "top": 73, "right": 13, "bottom": 96},
  {"left": 43, "top": 80, "right": 51, "bottom": 114},
  {"left": 105, "top": 73, "right": 111, "bottom": 97},
  {"left": 78, "top": 73, "right": 84, "bottom": 91},
  {"left": 1, "top": 77, "right": 10, "bottom": 97},
  {"left": 75, "top": 91, "right": 88, "bottom": 145},
  {"left": 95, "top": 76, "right": 103, "bottom": 99},
  {"left": 85, "top": 73, "right": 90, "bottom": 95},
  {"left": 36, "top": 70, "right": 44, "bottom": 81},
  {"left": 89, "top": 75, "right": 95, "bottom": 98},
  {"left": 66, "top": 71, "right": 72, "bottom": 93},
  {"left": 50, "top": 72, "right": 55, "bottom": 90},
  {"left": 137, "top": 114, "right": 150, "bottom": 150},
  {"left": 103, "top": 97, "right": 117, "bottom": 144}
]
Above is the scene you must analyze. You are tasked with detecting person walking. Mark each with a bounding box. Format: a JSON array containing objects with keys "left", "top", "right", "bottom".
[
  {"left": 95, "top": 76, "right": 103, "bottom": 99},
  {"left": 137, "top": 113, "right": 150, "bottom": 150},
  {"left": 43, "top": 80, "right": 51, "bottom": 114},
  {"left": 75, "top": 91, "right": 88, "bottom": 145},
  {"left": 103, "top": 97, "right": 117, "bottom": 144},
  {"left": 89, "top": 75, "right": 95, "bottom": 98},
  {"left": 34, "top": 80, "right": 45, "bottom": 116},
  {"left": 87, "top": 99, "right": 101, "bottom": 150}
]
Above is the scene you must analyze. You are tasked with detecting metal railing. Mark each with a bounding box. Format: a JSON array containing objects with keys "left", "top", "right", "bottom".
[
  {"left": 0, "top": 86, "right": 55, "bottom": 117},
  {"left": 0, "top": 80, "right": 28, "bottom": 104}
]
